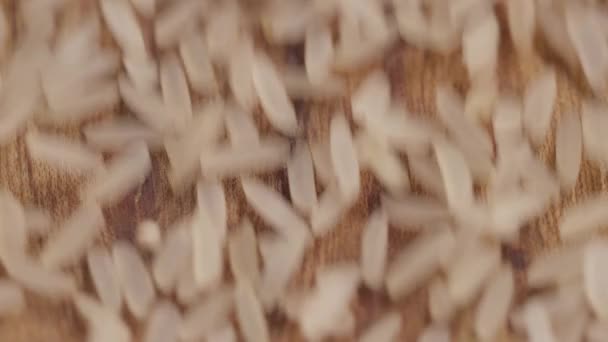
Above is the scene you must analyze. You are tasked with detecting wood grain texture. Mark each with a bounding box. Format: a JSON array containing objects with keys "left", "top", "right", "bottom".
[{"left": 0, "top": 1, "right": 603, "bottom": 341}]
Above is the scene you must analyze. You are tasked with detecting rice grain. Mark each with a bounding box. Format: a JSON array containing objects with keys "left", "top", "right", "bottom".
[
  {"left": 584, "top": 239, "right": 608, "bottom": 319},
  {"left": 523, "top": 68, "right": 557, "bottom": 146},
  {"left": 144, "top": 301, "right": 181, "bottom": 342},
  {"left": 25, "top": 130, "right": 103, "bottom": 173},
  {"left": 152, "top": 223, "right": 191, "bottom": 293},
  {"left": 555, "top": 113, "right": 582, "bottom": 190},
  {"left": 287, "top": 142, "right": 317, "bottom": 215},
  {"left": 330, "top": 114, "right": 361, "bottom": 203},
  {"left": 305, "top": 25, "right": 334, "bottom": 84},
  {"left": 474, "top": 266, "right": 514, "bottom": 341},
  {"left": 360, "top": 208, "right": 388, "bottom": 291},
  {"left": 179, "top": 287, "right": 234, "bottom": 341},
  {"left": 99, "top": 0, "right": 146, "bottom": 56},
  {"left": 179, "top": 33, "right": 217, "bottom": 94},
  {"left": 228, "top": 219, "right": 260, "bottom": 286},
  {"left": 192, "top": 210, "right": 223, "bottom": 291},
  {"left": 235, "top": 281, "right": 270, "bottom": 342},
  {"left": 160, "top": 54, "right": 192, "bottom": 132},
  {"left": 87, "top": 246, "right": 122, "bottom": 312}
]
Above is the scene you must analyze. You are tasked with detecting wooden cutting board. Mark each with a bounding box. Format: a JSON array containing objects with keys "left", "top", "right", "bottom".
[{"left": 0, "top": 1, "right": 601, "bottom": 341}]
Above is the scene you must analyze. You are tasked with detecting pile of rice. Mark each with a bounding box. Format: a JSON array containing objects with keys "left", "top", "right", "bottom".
[{"left": 0, "top": 0, "right": 606, "bottom": 341}]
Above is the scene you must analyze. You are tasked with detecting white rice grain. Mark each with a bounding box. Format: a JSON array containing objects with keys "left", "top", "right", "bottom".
[
  {"left": 152, "top": 223, "right": 191, "bottom": 293},
  {"left": 228, "top": 37, "right": 256, "bottom": 111},
  {"left": 87, "top": 246, "right": 122, "bottom": 313},
  {"left": 197, "top": 181, "right": 227, "bottom": 242},
  {"left": 523, "top": 68, "right": 557, "bottom": 146},
  {"left": 179, "top": 32, "right": 217, "bottom": 94},
  {"left": 330, "top": 114, "right": 361, "bottom": 204},
  {"left": 4, "top": 254, "right": 75, "bottom": 298},
  {"left": 555, "top": 113, "right": 582, "bottom": 190},
  {"left": 228, "top": 219, "right": 260, "bottom": 286},
  {"left": 310, "top": 187, "right": 347, "bottom": 237},
  {"left": 74, "top": 294, "right": 131, "bottom": 342},
  {"left": 417, "top": 325, "right": 450, "bottom": 342},
  {"left": 112, "top": 241, "right": 156, "bottom": 320},
  {"left": 474, "top": 266, "right": 514, "bottom": 341},
  {"left": 40, "top": 203, "right": 104, "bottom": 269},
  {"left": 192, "top": 210, "right": 224, "bottom": 291},
  {"left": 130, "top": 0, "right": 155, "bottom": 18},
  {"left": 118, "top": 75, "right": 171, "bottom": 133},
  {"left": 305, "top": 24, "right": 334, "bottom": 84},
  {"left": 584, "top": 239, "right": 608, "bottom": 319},
  {"left": 428, "top": 278, "right": 454, "bottom": 323},
  {"left": 462, "top": 9, "right": 498, "bottom": 81},
  {"left": 288, "top": 142, "right": 317, "bottom": 216},
  {"left": 251, "top": 52, "right": 298, "bottom": 135},
  {"left": 523, "top": 301, "right": 557, "bottom": 342},
  {"left": 235, "top": 281, "right": 270, "bottom": 342},
  {"left": 160, "top": 53, "right": 192, "bottom": 132},
  {"left": 154, "top": 0, "right": 203, "bottom": 49},
  {"left": 433, "top": 139, "right": 473, "bottom": 212},
  {"left": 360, "top": 208, "right": 388, "bottom": 291},
  {"left": 506, "top": 0, "right": 535, "bottom": 55},
  {"left": 0, "top": 280, "right": 24, "bottom": 316},
  {"left": 144, "top": 301, "right": 181, "bottom": 342},
  {"left": 99, "top": 0, "right": 146, "bottom": 57},
  {"left": 224, "top": 106, "right": 259, "bottom": 147},
  {"left": 25, "top": 130, "right": 103, "bottom": 173},
  {"left": 382, "top": 195, "right": 450, "bottom": 229},
  {"left": 84, "top": 118, "right": 161, "bottom": 152},
  {"left": 527, "top": 244, "right": 583, "bottom": 288},
  {"left": 350, "top": 70, "right": 390, "bottom": 126},
  {"left": 559, "top": 193, "right": 608, "bottom": 241}
]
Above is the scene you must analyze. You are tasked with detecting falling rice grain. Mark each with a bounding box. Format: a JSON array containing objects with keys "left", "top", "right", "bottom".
[
  {"left": 359, "top": 312, "right": 401, "bottom": 342},
  {"left": 235, "top": 281, "right": 270, "bottom": 342},
  {"left": 179, "top": 287, "right": 234, "bottom": 341},
  {"left": 160, "top": 53, "right": 192, "bottom": 132},
  {"left": 251, "top": 52, "right": 298, "bottom": 135},
  {"left": 154, "top": 0, "right": 203, "bottom": 49},
  {"left": 228, "top": 38, "right": 256, "bottom": 111},
  {"left": 310, "top": 187, "right": 347, "bottom": 237},
  {"left": 433, "top": 139, "right": 473, "bottom": 212},
  {"left": 207, "top": 324, "right": 237, "bottom": 342},
  {"left": 144, "top": 301, "right": 181, "bottom": 342},
  {"left": 25, "top": 130, "right": 103, "bottom": 172},
  {"left": 305, "top": 24, "right": 334, "bottom": 84},
  {"left": 84, "top": 118, "right": 160, "bottom": 152},
  {"left": 224, "top": 106, "right": 260, "bottom": 147},
  {"left": 523, "top": 301, "right": 557, "bottom": 342},
  {"left": 330, "top": 114, "right": 361, "bottom": 204},
  {"left": 192, "top": 210, "right": 224, "bottom": 291},
  {"left": 350, "top": 70, "right": 390, "bottom": 126},
  {"left": 87, "top": 246, "right": 122, "bottom": 313},
  {"left": 118, "top": 75, "right": 171, "bottom": 133},
  {"left": 506, "top": 0, "right": 535, "bottom": 55},
  {"left": 112, "top": 241, "right": 156, "bottom": 320},
  {"left": 555, "top": 113, "right": 582, "bottom": 190},
  {"left": 4, "top": 254, "right": 75, "bottom": 298},
  {"left": 228, "top": 219, "right": 260, "bottom": 286},
  {"left": 99, "top": 0, "right": 146, "bottom": 56},
  {"left": 360, "top": 208, "right": 388, "bottom": 291},
  {"left": 428, "top": 278, "right": 454, "bottom": 323},
  {"left": 584, "top": 239, "right": 608, "bottom": 319},
  {"left": 123, "top": 55, "right": 158, "bottom": 91},
  {"left": 74, "top": 294, "right": 131, "bottom": 342},
  {"left": 559, "top": 193, "right": 608, "bottom": 241},
  {"left": 130, "top": 0, "right": 155, "bottom": 17},
  {"left": 288, "top": 141, "right": 318, "bottom": 215},
  {"left": 462, "top": 9, "right": 499, "bottom": 81},
  {"left": 197, "top": 181, "right": 227, "bottom": 242},
  {"left": 527, "top": 244, "right": 583, "bottom": 288},
  {"left": 179, "top": 32, "right": 217, "bottom": 94},
  {"left": 418, "top": 325, "right": 450, "bottom": 342},
  {"left": 523, "top": 68, "right": 557, "bottom": 146},
  {"left": 152, "top": 224, "right": 191, "bottom": 294},
  {"left": 474, "top": 266, "right": 514, "bottom": 341},
  {"left": 23, "top": 206, "right": 52, "bottom": 236}
]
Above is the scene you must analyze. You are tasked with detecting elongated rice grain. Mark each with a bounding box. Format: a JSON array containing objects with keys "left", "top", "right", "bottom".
[
  {"left": 0, "top": 280, "right": 24, "bottom": 316},
  {"left": 112, "top": 241, "right": 156, "bottom": 320},
  {"left": 462, "top": 10, "right": 498, "bottom": 80},
  {"left": 99, "top": 0, "right": 146, "bottom": 57},
  {"left": 330, "top": 114, "right": 361, "bottom": 203},
  {"left": 310, "top": 141, "right": 336, "bottom": 186},
  {"left": 228, "top": 38, "right": 256, "bottom": 110},
  {"left": 23, "top": 206, "right": 52, "bottom": 235},
  {"left": 40, "top": 203, "right": 104, "bottom": 269},
  {"left": 434, "top": 139, "right": 473, "bottom": 212},
  {"left": 506, "top": 0, "right": 535, "bottom": 55},
  {"left": 160, "top": 53, "right": 192, "bottom": 132},
  {"left": 74, "top": 294, "right": 131, "bottom": 342},
  {"left": 382, "top": 195, "right": 450, "bottom": 229},
  {"left": 555, "top": 113, "right": 582, "bottom": 190},
  {"left": 192, "top": 210, "right": 223, "bottom": 291},
  {"left": 205, "top": 5, "right": 241, "bottom": 63},
  {"left": 179, "top": 33, "right": 217, "bottom": 94},
  {"left": 386, "top": 229, "right": 455, "bottom": 300},
  {"left": 527, "top": 244, "right": 583, "bottom": 288},
  {"left": 351, "top": 70, "right": 390, "bottom": 126},
  {"left": 305, "top": 24, "right": 334, "bottom": 84},
  {"left": 235, "top": 281, "right": 270, "bottom": 342},
  {"left": 447, "top": 243, "right": 500, "bottom": 307},
  {"left": 523, "top": 68, "right": 557, "bottom": 146},
  {"left": 228, "top": 219, "right": 260, "bottom": 286},
  {"left": 179, "top": 287, "right": 234, "bottom": 340},
  {"left": 581, "top": 101, "right": 608, "bottom": 165},
  {"left": 200, "top": 138, "right": 290, "bottom": 179},
  {"left": 241, "top": 177, "right": 311, "bottom": 242},
  {"left": 87, "top": 246, "right": 122, "bottom": 312},
  {"left": 123, "top": 55, "right": 158, "bottom": 91},
  {"left": 130, "top": 0, "right": 155, "bottom": 17},
  {"left": 474, "top": 266, "right": 514, "bottom": 341},
  {"left": 197, "top": 181, "right": 227, "bottom": 242},
  {"left": 144, "top": 301, "right": 181, "bottom": 342},
  {"left": 418, "top": 325, "right": 450, "bottom": 342},
  {"left": 154, "top": 0, "right": 203, "bottom": 49},
  {"left": 311, "top": 188, "right": 346, "bottom": 237},
  {"left": 207, "top": 324, "right": 237, "bottom": 342},
  {"left": 4, "top": 254, "right": 75, "bottom": 298},
  {"left": 560, "top": 193, "right": 608, "bottom": 241},
  {"left": 84, "top": 118, "right": 161, "bottom": 152},
  {"left": 523, "top": 301, "right": 557, "bottom": 342},
  {"left": 118, "top": 75, "right": 171, "bottom": 133},
  {"left": 361, "top": 208, "right": 388, "bottom": 291},
  {"left": 47, "top": 80, "right": 119, "bottom": 124},
  {"left": 584, "top": 239, "right": 608, "bottom": 319},
  {"left": 428, "top": 278, "right": 454, "bottom": 323},
  {"left": 251, "top": 52, "right": 298, "bottom": 135},
  {"left": 25, "top": 130, "right": 102, "bottom": 172},
  {"left": 288, "top": 142, "right": 317, "bottom": 215},
  {"left": 152, "top": 223, "right": 191, "bottom": 293},
  {"left": 224, "top": 106, "right": 259, "bottom": 147},
  {"left": 83, "top": 141, "right": 151, "bottom": 206},
  {"left": 359, "top": 312, "right": 401, "bottom": 342}
]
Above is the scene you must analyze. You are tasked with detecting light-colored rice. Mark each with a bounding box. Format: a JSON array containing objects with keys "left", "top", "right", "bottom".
[
  {"left": 523, "top": 68, "right": 557, "bottom": 146},
  {"left": 228, "top": 37, "right": 256, "bottom": 111},
  {"left": 428, "top": 278, "right": 454, "bottom": 323},
  {"left": 86, "top": 246, "right": 122, "bottom": 313},
  {"left": 280, "top": 66, "right": 347, "bottom": 99},
  {"left": 581, "top": 101, "right": 608, "bottom": 165},
  {"left": 99, "top": 0, "right": 146, "bottom": 57},
  {"left": 241, "top": 177, "right": 311, "bottom": 243},
  {"left": 40, "top": 203, "right": 104, "bottom": 269},
  {"left": 559, "top": 193, "right": 608, "bottom": 241},
  {"left": 299, "top": 264, "right": 360, "bottom": 341},
  {"left": 46, "top": 80, "right": 119, "bottom": 124},
  {"left": 152, "top": 223, "right": 191, "bottom": 294},
  {"left": 207, "top": 324, "right": 237, "bottom": 342},
  {"left": 112, "top": 240, "right": 156, "bottom": 320},
  {"left": 382, "top": 194, "right": 449, "bottom": 230},
  {"left": 0, "top": 190, "right": 27, "bottom": 258},
  {"left": 408, "top": 155, "right": 446, "bottom": 199},
  {"left": 522, "top": 301, "right": 557, "bottom": 342},
  {"left": 74, "top": 294, "right": 131, "bottom": 342},
  {"left": 84, "top": 118, "right": 161, "bottom": 152},
  {"left": 305, "top": 24, "right": 334, "bottom": 84},
  {"left": 224, "top": 106, "right": 260, "bottom": 147},
  {"left": 3, "top": 253, "right": 75, "bottom": 298},
  {"left": 358, "top": 312, "right": 401, "bottom": 342},
  {"left": 251, "top": 52, "right": 298, "bottom": 136},
  {"left": 527, "top": 244, "right": 583, "bottom": 288},
  {"left": 584, "top": 239, "right": 608, "bottom": 319},
  {"left": 506, "top": 0, "right": 535, "bottom": 55},
  {"left": 123, "top": 55, "right": 158, "bottom": 91},
  {"left": 228, "top": 219, "right": 260, "bottom": 286},
  {"left": 130, "top": 0, "right": 155, "bottom": 18},
  {"left": 235, "top": 281, "right": 270, "bottom": 342},
  {"left": 179, "top": 287, "right": 234, "bottom": 341},
  {"left": 462, "top": 9, "right": 498, "bottom": 81},
  {"left": 566, "top": 5, "right": 608, "bottom": 95},
  {"left": 489, "top": 190, "right": 548, "bottom": 241},
  {"left": 0, "top": 279, "right": 24, "bottom": 316},
  {"left": 330, "top": 113, "right": 361, "bottom": 204},
  {"left": 160, "top": 53, "right": 192, "bottom": 132},
  {"left": 179, "top": 32, "right": 217, "bottom": 95},
  {"left": 350, "top": 70, "right": 390, "bottom": 126},
  {"left": 310, "top": 141, "right": 336, "bottom": 186},
  {"left": 417, "top": 325, "right": 450, "bottom": 342},
  {"left": 386, "top": 229, "right": 455, "bottom": 300},
  {"left": 25, "top": 130, "right": 103, "bottom": 172},
  {"left": 360, "top": 208, "right": 388, "bottom": 291},
  {"left": 555, "top": 112, "right": 582, "bottom": 190},
  {"left": 261, "top": 1, "right": 312, "bottom": 44},
  {"left": 191, "top": 209, "right": 223, "bottom": 291},
  {"left": 143, "top": 300, "right": 181, "bottom": 342},
  {"left": 492, "top": 95, "right": 523, "bottom": 148},
  {"left": 446, "top": 242, "right": 500, "bottom": 307},
  {"left": 433, "top": 139, "right": 473, "bottom": 212},
  {"left": 54, "top": 18, "right": 100, "bottom": 65},
  {"left": 154, "top": 0, "right": 203, "bottom": 49},
  {"left": 464, "top": 75, "right": 497, "bottom": 122},
  {"left": 118, "top": 75, "right": 171, "bottom": 133},
  {"left": 197, "top": 181, "right": 227, "bottom": 242},
  {"left": 205, "top": 4, "right": 241, "bottom": 63},
  {"left": 355, "top": 131, "right": 410, "bottom": 195},
  {"left": 136, "top": 219, "right": 161, "bottom": 251},
  {"left": 310, "top": 187, "right": 346, "bottom": 237},
  {"left": 287, "top": 141, "right": 317, "bottom": 216},
  {"left": 200, "top": 138, "right": 290, "bottom": 179},
  {"left": 474, "top": 266, "right": 514, "bottom": 341},
  {"left": 83, "top": 141, "right": 151, "bottom": 206}
]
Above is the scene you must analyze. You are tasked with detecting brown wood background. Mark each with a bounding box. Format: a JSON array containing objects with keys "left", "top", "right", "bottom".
[{"left": 0, "top": 0, "right": 602, "bottom": 341}]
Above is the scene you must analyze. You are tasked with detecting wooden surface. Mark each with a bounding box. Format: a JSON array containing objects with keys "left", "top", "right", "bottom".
[{"left": 0, "top": 1, "right": 603, "bottom": 341}]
